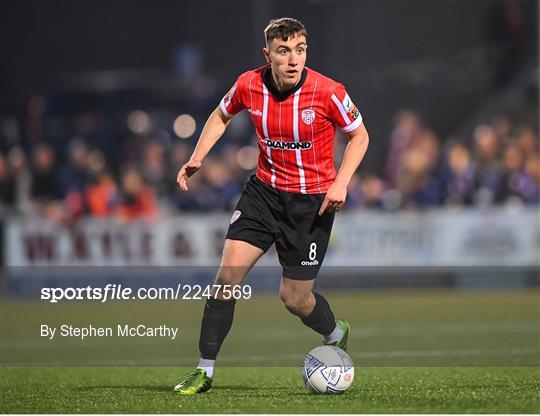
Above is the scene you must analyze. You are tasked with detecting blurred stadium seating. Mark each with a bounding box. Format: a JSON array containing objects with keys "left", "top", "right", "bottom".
[{"left": 0, "top": 95, "right": 537, "bottom": 221}]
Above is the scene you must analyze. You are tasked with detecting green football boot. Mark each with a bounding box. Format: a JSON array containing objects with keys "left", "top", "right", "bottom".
[
  {"left": 325, "top": 318, "right": 350, "bottom": 351},
  {"left": 174, "top": 369, "right": 212, "bottom": 395}
]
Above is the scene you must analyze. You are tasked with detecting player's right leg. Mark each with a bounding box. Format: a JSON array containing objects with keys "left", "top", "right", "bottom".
[
  {"left": 175, "top": 175, "right": 276, "bottom": 394},
  {"left": 174, "top": 239, "right": 264, "bottom": 394}
]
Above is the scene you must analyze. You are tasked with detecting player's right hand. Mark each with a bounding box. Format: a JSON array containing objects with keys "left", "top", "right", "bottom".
[{"left": 177, "top": 159, "right": 202, "bottom": 191}]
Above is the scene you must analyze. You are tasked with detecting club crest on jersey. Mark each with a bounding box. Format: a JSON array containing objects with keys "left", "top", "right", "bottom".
[
  {"left": 301, "top": 109, "right": 316, "bottom": 125},
  {"left": 230, "top": 210, "right": 241, "bottom": 224},
  {"left": 265, "top": 139, "right": 312, "bottom": 150}
]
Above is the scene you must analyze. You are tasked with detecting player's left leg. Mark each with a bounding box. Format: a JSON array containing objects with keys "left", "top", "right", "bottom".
[
  {"left": 278, "top": 276, "right": 349, "bottom": 350},
  {"left": 274, "top": 189, "right": 349, "bottom": 350}
]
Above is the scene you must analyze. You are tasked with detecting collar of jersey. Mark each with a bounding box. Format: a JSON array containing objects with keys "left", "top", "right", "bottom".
[{"left": 262, "top": 66, "right": 308, "bottom": 102}]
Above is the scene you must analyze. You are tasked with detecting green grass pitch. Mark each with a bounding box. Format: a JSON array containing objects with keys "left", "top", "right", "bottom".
[{"left": 1, "top": 290, "right": 539, "bottom": 413}]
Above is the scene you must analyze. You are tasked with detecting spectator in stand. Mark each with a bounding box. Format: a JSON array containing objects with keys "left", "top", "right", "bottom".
[
  {"left": 385, "top": 110, "right": 423, "bottom": 187},
  {"left": 516, "top": 126, "right": 538, "bottom": 155},
  {"left": 60, "top": 139, "right": 93, "bottom": 219},
  {"left": 396, "top": 147, "right": 433, "bottom": 209},
  {"left": 491, "top": 114, "right": 513, "bottom": 143},
  {"left": 523, "top": 153, "right": 540, "bottom": 204},
  {"left": 443, "top": 142, "right": 476, "bottom": 205},
  {"left": 201, "top": 158, "right": 241, "bottom": 211},
  {"left": 60, "top": 138, "right": 92, "bottom": 195},
  {"left": 417, "top": 129, "right": 446, "bottom": 200},
  {"left": 21, "top": 144, "right": 64, "bottom": 222},
  {"left": 7, "top": 146, "right": 32, "bottom": 214},
  {"left": 0, "top": 153, "right": 16, "bottom": 210},
  {"left": 85, "top": 169, "right": 118, "bottom": 217},
  {"left": 496, "top": 143, "right": 532, "bottom": 204},
  {"left": 116, "top": 168, "right": 159, "bottom": 221},
  {"left": 473, "top": 125, "right": 503, "bottom": 204},
  {"left": 359, "top": 174, "right": 385, "bottom": 209},
  {"left": 141, "top": 139, "right": 169, "bottom": 198},
  {"left": 395, "top": 129, "right": 444, "bottom": 209},
  {"left": 30, "top": 144, "right": 62, "bottom": 201}
]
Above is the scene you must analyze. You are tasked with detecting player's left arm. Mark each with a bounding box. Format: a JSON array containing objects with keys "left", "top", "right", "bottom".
[{"left": 319, "top": 122, "right": 369, "bottom": 215}]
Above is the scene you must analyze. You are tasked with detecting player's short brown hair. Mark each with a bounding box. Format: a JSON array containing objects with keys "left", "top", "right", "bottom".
[{"left": 264, "top": 17, "right": 307, "bottom": 44}]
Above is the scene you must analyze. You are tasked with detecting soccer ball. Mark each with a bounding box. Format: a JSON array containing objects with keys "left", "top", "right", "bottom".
[{"left": 301, "top": 345, "right": 354, "bottom": 394}]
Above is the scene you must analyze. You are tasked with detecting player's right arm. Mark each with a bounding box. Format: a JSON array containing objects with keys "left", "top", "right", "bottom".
[
  {"left": 176, "top": 106, "right": 232, "bottom": 191},
  {"left": 177, "top": 77, "right": 246, "bottom": 191}
]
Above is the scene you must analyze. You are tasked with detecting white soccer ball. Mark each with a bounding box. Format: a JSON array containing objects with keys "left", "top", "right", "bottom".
[{"left": 301, "top": 345, "right": 355, "bottom": 394}]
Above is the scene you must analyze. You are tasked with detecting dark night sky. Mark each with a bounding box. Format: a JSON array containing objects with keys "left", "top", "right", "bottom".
[{"left": 2, "top": 0, "right": 536, "bottom": 89}]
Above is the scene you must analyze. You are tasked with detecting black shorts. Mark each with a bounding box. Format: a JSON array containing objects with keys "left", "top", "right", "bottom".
[{"left": 226, "top": 175, "right": 335, "bottom": 280}]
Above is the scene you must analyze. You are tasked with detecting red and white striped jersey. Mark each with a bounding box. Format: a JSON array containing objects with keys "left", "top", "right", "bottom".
[{"left": 219, "top": 65, "right": 363, "bottom": 194}]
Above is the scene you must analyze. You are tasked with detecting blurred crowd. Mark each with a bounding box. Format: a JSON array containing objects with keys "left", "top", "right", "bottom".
[
  {"left": 0, "top": 109, "right": 538, "bottom": 222},
  {"left": 366, "top": 111, "right": 539, "bottom": 210}
]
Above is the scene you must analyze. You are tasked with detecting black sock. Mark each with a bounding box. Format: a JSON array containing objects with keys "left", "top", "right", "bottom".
[
  {"left": 199, "top": 297, "right": 236, "bottom": 360},
  {"left": 300, "top": 292, "right": 336, "bottom": 336}
]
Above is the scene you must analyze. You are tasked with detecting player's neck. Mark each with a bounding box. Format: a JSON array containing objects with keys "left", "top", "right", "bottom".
[
  {"left": 271, "top": 70, "right": 299, "bottom": 92},
  {"left": 263, "top": 67, "right": 307, "bottom": 102}
]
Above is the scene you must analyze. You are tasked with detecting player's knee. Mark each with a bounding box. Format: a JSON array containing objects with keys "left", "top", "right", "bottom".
[{"left": 215, "top": 266, "right": 240, "bottom": 286}]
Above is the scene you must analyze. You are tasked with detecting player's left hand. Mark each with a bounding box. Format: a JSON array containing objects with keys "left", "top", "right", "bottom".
[{"left": 319, "top": 182, "right": 347, "bottom": 215}]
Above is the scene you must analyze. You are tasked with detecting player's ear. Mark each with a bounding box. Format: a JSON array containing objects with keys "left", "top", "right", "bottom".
[{"left": 263, "top": 47, "right": 271, "bottom": 64}]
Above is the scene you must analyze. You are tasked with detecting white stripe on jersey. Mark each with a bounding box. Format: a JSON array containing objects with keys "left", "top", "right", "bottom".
[
  {"left": 331, "top": 93, "right": 350, "bottom": 124},
  {"left": 278, "top": 102, "right": 288, "bottom": 191},
  {"left": 262, "top": 85, "right": 276, "bottom": 188},
  {"left": 219, "top": 82, "right": 237, "bottom": 117},
  {"left": 341, "top": 115, "right": 363, "bottom": 133},
  {"left": 219, "top": 100, "right": 231, "bottom": 118},
  {"left": 331, "top": 93, "right": 363, "bottom": 133},
  {"left": 309, "top": 80, "right": 322, "bottom": 193},
  {"left": 293, "top": 88, "right": 307, "bottom": 194}
]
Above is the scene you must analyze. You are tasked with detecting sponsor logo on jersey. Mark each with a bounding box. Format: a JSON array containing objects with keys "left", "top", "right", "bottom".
[
  {"left": 223, "top": 83, "right": 236, "bottom": 106},
  {"left": 301, "top": 259, "right": 319, "bottom": 266},
  {"left": 342, "top": 93, "right": 360, "bottom": 120},
  {"left": 301, "top": 109, "right": 316, "bottom": 125},
  {"left": 349, "top": 105, "right": 360, "bottom": 120},
  {"left": 342, "top": 94, "right": 353, "bottom": 111},
  {"left": 230, "top": 210, "right": 241, "bottom": 224},
  {"left": 248, "top": 108, "right": 263, "bottom": 117},
  {"left": 265, "top": 139, "right": 312, "bottom": 150}
]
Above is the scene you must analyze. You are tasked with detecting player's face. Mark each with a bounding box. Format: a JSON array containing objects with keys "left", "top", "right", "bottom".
[{"left": 264, "top": 34, "right": 307, "bottom": 90}]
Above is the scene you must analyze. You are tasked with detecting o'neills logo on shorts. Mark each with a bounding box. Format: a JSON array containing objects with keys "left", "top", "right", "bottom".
[{"left": 265, "top": 139, "right": 312, "bottom": 150}]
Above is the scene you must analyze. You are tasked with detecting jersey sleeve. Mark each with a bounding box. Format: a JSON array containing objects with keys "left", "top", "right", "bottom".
[
  {"left": 327, "top": 83, "right": 363, "bottom": 133},
  {"left": 219, "top": 76, "right": 245, "bottom": 118}
]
